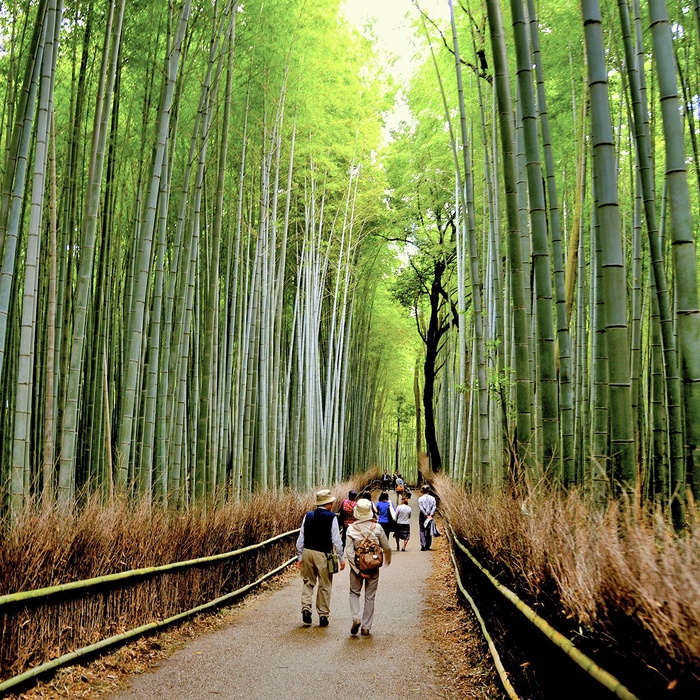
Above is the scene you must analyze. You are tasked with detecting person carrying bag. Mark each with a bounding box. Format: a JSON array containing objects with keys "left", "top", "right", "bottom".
[
  {"left": 345, "top": 499, "right": 392, "bottom": 636},
  {"left": 296, "top": 489, "right": 346, "bottom": 627}
]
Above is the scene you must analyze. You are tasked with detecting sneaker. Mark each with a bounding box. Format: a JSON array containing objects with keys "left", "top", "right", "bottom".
[
  {"left": 351, "top": 619, "right": 361, "bottom": 635},
  {"left": 319, "top": 616, "right": 329, "bottom": 627},
  {"left": 302, "top": 609, "right": 312, "bottom": 625},
  {"left": 360, "top": 628, "right": 371, "bottom": 636}
]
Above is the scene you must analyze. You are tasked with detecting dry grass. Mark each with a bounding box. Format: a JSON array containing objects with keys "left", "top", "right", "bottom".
[
  {"left": 0, "top": 493, "right": 304, "bottom": 592},
  {"left": 424, "top": 532, "right": 506, "bottom": 699},
  {"left": 0, "top": 474, "right": 375, "bottom": 683},
  {"left": 434, "top": 474, "right": 700, "bottom": 677},
  {"left": 1, "top": 567, "right": 301, "bottom": 700},
  {"left": 3, "top": 518, "right": 501, "bottom": 700}
]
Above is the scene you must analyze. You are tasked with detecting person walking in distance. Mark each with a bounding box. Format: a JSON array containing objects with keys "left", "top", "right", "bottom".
[
  {"left": 394, "top": 474, "right": 405, "bottom": 505},
  {"left": 375, "top": 491, "right": 396, "bottom": 538},
  {"left": 393, "top": 496, "right": 411, "bottom": 551},
  {"left": 345, "top": 499, "right": 392, "bottom": 636},
  {"left": 296, "top": 489, "right": 346, "bottom": 627},
  {"left": 381, "top": 471, "right": 391, "bottom": 492},
  {"left": 418, "top": 484, "right": 437, "bottom": 551},
  {"left": 338, "top": 489, "right": 358, "bottom": 548}
]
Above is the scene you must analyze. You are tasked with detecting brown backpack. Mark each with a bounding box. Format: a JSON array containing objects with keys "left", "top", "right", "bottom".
[{"left": 353, "top": 523, "right": 383, "bottom": 572}]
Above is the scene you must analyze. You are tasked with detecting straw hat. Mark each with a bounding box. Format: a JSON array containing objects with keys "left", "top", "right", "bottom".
[
  {"left": 315, "top": 489, "right": 334, "bottom": 506},
  {"left": 353, "top": 498, "right": 374, "bottom": 522}
]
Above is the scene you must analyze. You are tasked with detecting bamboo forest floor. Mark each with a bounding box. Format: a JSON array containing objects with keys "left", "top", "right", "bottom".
[{"left": 9, "top": 505, "right": 504, "bottom": 700}]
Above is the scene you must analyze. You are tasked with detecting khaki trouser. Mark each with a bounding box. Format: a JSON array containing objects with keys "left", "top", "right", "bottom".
[
  {"left": 300, "top": 549, "right": 333, "bottom": 616},
  {"left": 349, "top": 568, "right": 380, "bottom": 631}
]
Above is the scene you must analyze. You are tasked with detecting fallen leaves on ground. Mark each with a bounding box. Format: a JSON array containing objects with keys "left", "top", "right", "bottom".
[{"left": 423, "top": 536, "right": 506, "bottom": 700}]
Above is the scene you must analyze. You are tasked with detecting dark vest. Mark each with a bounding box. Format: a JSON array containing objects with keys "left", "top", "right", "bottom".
[{"left": 303, "top": 508, "right": 337, "bottom": 553}]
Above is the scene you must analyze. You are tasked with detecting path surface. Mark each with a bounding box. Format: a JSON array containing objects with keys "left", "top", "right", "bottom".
[{"left": 108, "top": 497, "right": 442, "bottom": 699}]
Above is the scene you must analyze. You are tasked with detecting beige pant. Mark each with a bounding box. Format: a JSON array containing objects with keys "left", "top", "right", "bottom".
[
  {"left": 349, "top": 568, "right": 380, "bottom": 631},
  {"left": 300, "top": 549, "right": 334, "bottom": 616}
]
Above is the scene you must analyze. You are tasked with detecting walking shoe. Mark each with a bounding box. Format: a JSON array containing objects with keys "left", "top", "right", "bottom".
[
  {"left": 351, "top": 619, "right": 361, "bottom": 635},
  {"left": 302, "top": 609, "right": 312, "bottom": 625},
  {"left": 360, "top": 628, "right": 371, "bottom": 636},
  {"left": 319, "top": 616, "right": 329, "bottom": 627}
]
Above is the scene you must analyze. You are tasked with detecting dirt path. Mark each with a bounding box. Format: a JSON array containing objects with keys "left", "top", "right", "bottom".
[{"left": 107, "top": 500, "right": 441, "bottom": 699}]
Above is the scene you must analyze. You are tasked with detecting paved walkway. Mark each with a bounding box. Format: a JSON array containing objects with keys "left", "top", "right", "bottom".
[{"left": 108, "top": 498, "right": 442, "bottom": 699}]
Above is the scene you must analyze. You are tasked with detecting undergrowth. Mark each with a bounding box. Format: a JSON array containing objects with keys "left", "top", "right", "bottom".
[{"left": 434, "top": 473, "right": 700, "bottom": 683}]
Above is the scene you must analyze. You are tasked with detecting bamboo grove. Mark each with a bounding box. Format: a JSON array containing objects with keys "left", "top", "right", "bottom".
[
  {"left": 1, "top": 0, "right": 700, "bottom": 522},
  {"left": 0, "top": 0, "right": 400, "bottom": 514},
  {"left": 396, "top": 0, "right": 700, "bottom": 520}
]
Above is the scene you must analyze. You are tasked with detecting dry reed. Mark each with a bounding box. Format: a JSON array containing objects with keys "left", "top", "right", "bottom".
[{"left": 434, "top": 474, "right": 700, "bottom": 674}]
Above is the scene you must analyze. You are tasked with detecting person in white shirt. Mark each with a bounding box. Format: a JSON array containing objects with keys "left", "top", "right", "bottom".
[
  {"left": 393, "top": 496, "right": 412, "bottom": 551},
  {"left": 418, "top": 484, "right": 437, "bottom": 551}
]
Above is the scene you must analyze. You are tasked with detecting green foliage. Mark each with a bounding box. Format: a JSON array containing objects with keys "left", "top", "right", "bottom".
[{"left": 356, "top": 237, "right": 421, "bottom": 406}]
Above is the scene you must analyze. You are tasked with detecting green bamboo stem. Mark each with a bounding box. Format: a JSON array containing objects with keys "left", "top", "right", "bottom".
[
  {"left": 485, "top": 0, "right": 533, "bottom": 470},
  {"left": 648, "top": 0, "right": 700, "bottom": 502},
  {"left": 582, "top": 0, "right": 635, "bottom": 492},
  {"left": 511, "top": 0, "right": 560, "bottom": 472}
]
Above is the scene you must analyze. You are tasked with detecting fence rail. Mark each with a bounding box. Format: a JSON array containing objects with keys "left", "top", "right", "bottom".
[
  {"left": 446, "top": 523, "right": 639, "bottom": 700},
  {"left": 0, "top": 528, "right": 300, "bottom": 609},
  {"left": 0, "top": 528, "right": 301, "bottom": 696}
]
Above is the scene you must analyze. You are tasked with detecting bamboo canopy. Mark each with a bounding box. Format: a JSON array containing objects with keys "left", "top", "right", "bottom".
[{"left": 0, "top": 0, "right": 698, "bottom": 518}]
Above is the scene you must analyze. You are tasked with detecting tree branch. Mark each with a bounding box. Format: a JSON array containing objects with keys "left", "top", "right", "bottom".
[{"left": 414, "top": 1, "right": 474, "bottom": 72}]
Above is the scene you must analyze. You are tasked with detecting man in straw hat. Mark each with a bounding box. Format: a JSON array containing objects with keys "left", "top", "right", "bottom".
[
  {"left": 296, "top": 489, "right": 345, "bottom": 627},
  {"left": 344, "top": 498, "right": 392, "bottom": 636}
]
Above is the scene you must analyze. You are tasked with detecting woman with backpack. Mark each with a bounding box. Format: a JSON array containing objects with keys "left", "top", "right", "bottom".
[{"left": 344, "top": 499, "right": 392, "bottom": 637}]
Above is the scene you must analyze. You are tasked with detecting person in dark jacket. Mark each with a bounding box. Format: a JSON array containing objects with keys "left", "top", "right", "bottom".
[{"left": 296, "top": 489, "right": 345, "bottom": 627}]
